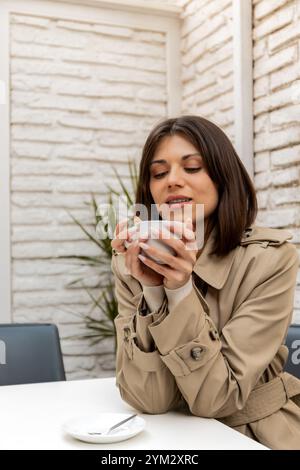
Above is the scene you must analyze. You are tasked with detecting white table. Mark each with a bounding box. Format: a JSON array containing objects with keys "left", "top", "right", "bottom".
[{"left": 0, "top": 377, "right": 268, "bottom": 450}]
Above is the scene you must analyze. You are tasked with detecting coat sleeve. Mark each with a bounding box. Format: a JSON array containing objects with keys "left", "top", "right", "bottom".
[
  {"left": 148, "top": 242, "right": 299, "bottom": 418},
  {"left": 111, "top": 255, "right": 183, "bottom": 414}
]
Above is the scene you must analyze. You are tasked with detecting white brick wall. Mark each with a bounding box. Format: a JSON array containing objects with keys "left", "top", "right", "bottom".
[
  {"left": 10, "top": 12, "right": 168, "bottom": 380},
  {"left": 179, "top": 0, "right": 235, "bottom": 140},
  {"left": 253, "top": 0, "right": 300, "bottom": 323}
]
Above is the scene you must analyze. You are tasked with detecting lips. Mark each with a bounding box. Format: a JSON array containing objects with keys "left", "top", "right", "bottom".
[
  {"left": 167, "top": 200, "right": 193, "bottom": 210},
  {"left": 167, "top": 199, "right": 192, "bottom": 206},
  {"left": 166, "top": 196, "right": 192, "bottom": 204}
]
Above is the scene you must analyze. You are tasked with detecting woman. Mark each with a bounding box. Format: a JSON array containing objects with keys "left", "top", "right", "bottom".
[{"left": 111, "top": 115, "right": 300, "bottom": 450}]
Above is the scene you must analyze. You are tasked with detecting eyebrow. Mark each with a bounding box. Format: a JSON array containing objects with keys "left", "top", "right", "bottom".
[{"left": 150, "top": 153, "right": 202, "bottom": 166}]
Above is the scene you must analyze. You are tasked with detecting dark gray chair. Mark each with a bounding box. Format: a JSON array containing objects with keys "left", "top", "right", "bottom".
[
  {"left": 0, "top": 323, "right": 66, "bottom": 385},
  {"left": 284, "top": 324, "right": 300, "bottom": 379}
]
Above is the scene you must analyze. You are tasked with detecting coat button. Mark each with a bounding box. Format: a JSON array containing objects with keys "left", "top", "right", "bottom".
[
  {"left": 191, "top": 347, "right": 204, "bottom": 360},
  {"left": 209, "top": 329, "right": 219, "bottom": 340},
  {"left": 123, "top": 327, "right": 131, "bottom": 342}
]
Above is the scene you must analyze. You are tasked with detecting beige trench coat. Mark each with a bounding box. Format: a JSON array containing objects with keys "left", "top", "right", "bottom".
[{"left": 111, "top": 225, "right": 300, "bottom": 450}]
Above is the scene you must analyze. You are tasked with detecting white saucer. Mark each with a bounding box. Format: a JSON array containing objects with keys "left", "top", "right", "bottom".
[{"left": 62, "top": 412, "right": 146, "bottom": 444}]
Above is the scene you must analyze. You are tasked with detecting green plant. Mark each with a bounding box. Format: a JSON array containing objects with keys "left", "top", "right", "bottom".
[{"left": 58, "top": 159, "right": 138, "bottom": 353}]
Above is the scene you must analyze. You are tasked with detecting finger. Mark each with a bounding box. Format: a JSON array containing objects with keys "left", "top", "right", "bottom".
[
  {"left": 114, "top": 218, "right": 128, "bottom": 237},
  {"left": 150, "top": 228, "right": 198, "bottom": 260},
  {"left": 111, "top": 239, "right": 126, "bottom": 253},
  {"left": 159, "top": 225, "right": 197, "bottom": 243},
  {"left": 127, "top": 240, "right": 146, "bottom": 277},
  {"left": 137, "top": 253, "right": 169, "bottom": 277},
  {"left": 162, "top": 221, "right": 195, "bottom": 241},
  {"left": 124, "top": 241, "right": 137, "bottom": 274},
  {"left": 185, "top": 240, "right": 199, "bottom": 252},
  {"left": 150, "top": 228, "right": 186, "bottom": 255},
  {"left": 137, "top": 253, "right": 187, "bottom": 285},
  {"left": 112, "top": 224, "right": 131, "bottom": 252},
  {"left": 116, "top": 226, "right": 132, "bottom": 241},
  {"left": 138, "top": 242, "right": 192, "bottom": 272},
  {"left": 185, "top": 217, "right": 194, "bottom": 231}
]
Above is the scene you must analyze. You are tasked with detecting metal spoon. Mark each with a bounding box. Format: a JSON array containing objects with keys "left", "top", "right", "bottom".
[{"left": 88, "top": 413, "right": 137, "bottom": 435}]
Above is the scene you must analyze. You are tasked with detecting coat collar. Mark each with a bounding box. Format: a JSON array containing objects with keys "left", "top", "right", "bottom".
[
  {"left": 192, "top": 227, "right": 237, "bottom": 290},
  {"left": 192, "top": 224, "right": 293, "bottom": 290}
]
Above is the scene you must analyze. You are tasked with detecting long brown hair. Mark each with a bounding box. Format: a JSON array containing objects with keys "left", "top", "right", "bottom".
[{"left": 135, "top": 115, "right": 257, "bottom": 256}]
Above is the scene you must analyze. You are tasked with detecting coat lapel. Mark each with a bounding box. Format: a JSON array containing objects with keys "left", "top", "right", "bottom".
[{"left": 193, "top": 228, "right": 237, "bottom": 290}]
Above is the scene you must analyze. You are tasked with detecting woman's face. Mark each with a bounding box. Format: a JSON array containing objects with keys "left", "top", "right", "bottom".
[{"left": 149, "top": 134, "right": 219, "bottom": 228}]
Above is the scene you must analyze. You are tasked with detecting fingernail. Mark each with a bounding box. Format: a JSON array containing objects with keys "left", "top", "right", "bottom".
[{"left": 138, "top": 254, "right": 146, "bottom": 262}]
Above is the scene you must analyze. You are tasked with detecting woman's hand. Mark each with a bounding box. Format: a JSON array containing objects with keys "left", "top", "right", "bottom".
[
  {"left": 111, "top": 218, "right": 164, "bottom": 287},
  {"left": 111, "top": 218, "right": 130, "bottom": 255},
  {"left": 137, "top": 219, "right": 198, "bottom": 290}
]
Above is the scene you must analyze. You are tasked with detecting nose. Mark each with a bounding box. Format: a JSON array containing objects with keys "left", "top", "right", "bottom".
[{"left": 166, "top": 166, "right": 185, "bottom": 188}]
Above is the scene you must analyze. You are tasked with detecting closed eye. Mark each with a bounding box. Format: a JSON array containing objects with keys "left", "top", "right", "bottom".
[{"left": 152, "top": 168, "right": 202, "bottom": 179}]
